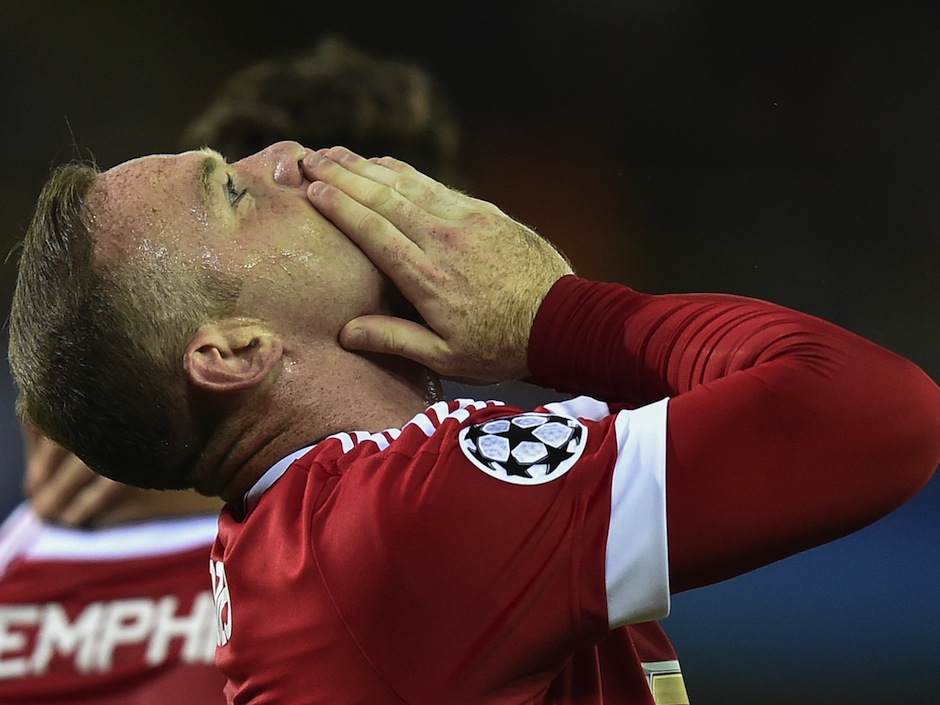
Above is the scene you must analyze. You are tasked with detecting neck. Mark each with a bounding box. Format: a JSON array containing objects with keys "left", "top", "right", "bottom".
[
  {"left": 84, "top": 489, "right": 223, "bottom": 529},
  {"left": 191, "top": 347, "right": 432, "bottom": 505}
]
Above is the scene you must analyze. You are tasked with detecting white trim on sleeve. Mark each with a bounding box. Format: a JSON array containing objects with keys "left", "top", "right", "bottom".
[
  {"left": 606, "top": 397, "right": 671, "bottom": 627},
  {"left": 542, "top": 395, "right": 611, "bottom": 422},
  {"left": 26, "top": 513, "right": 220, "bottom": 561},
  {"left": 0, "top": 503, "right": 43, "bottom": 576}
]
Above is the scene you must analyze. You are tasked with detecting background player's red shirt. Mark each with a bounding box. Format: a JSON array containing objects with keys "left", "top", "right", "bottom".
[{"left": 0, "top": 505, "right": 226, "bottom": 705}]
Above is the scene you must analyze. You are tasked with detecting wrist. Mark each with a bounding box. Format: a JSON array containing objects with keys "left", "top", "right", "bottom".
[{"left": 527, "top": 276, "right": 647, "bottom": 394}]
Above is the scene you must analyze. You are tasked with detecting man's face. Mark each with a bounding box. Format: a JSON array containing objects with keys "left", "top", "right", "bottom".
[{"left": 92, "top": 141, "right": 388, "bottom": 342}]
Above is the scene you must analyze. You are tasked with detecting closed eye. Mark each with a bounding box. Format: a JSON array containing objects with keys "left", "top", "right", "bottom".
[{"left": 225, "top": 174, "right": 248, "bottom": 208}]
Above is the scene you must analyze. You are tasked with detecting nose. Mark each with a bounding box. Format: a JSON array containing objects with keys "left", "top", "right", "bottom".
[{"left": 236, "top": 141, "right": 306, "bottom": 187}]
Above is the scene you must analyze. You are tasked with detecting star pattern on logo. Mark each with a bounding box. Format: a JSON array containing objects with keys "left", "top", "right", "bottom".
[{"left": 459, "top": 413, "right": 587, "bottom": 485}]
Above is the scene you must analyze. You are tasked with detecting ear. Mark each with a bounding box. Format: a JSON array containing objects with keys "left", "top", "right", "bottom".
[{"left": 183, "top": 320, "right": 283, "bottom": 393}]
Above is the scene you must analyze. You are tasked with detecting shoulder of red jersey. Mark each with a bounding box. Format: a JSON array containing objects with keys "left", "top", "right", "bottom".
[
  {"left": 241, "top": 396, "right": 621, "bottom": 513},
  {"left": 0, "top": 502, "right": 219, "bottom": 576},
  {"left": 242, "top": 399, "right": 514, "bottom": 514},
  {"left": 214, "top": 395, "right": 674, "bottom": 703}
]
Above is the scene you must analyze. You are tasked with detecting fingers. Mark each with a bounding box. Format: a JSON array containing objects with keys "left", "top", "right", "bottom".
[
  {"left": 306, "top": 159, "right": 441, "bottom": 304},
  {"left": 304, "top": 147, "right": 466, "bottom": 227},
  {"left": 23, "top": 434, "right": 68, "bottom": 497},
  {"left": 25, "top": 435, "right": 129, "bottom": 527},
  {"left": 309, "top": 178, "right": 430, "bottom": 297},
  {"left": 304, "top": 145, "right": 571, "bottom": 383},
  {"left": 340, "top": 315, "right": 452, "bottom": 373},
  {"left": 313, "top": 147, "right": 446, "bottom": 195},
  {"left": 29, "top": 450, "right": 97, "bottom": 522},
  {"left": 57, "top": 478, "right": 126, "bottom": 527}
]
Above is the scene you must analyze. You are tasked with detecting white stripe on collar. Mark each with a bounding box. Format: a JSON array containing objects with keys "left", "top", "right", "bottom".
[
  {"left": 241, "top": 400, "right": 505, "bottom": 515},
  {"left": 243, "top": 444, "right": 316, "bottom": 515}
]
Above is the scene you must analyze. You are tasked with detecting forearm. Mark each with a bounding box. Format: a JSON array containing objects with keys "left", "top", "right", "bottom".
[
  {"left": 304, "top": 151, "right": 940, "bottom": 593},
  {"left": 530, "top": 275, "right": 940, "bottom": 591},
  {"left": 528, "top": 275, "right": 865, "bottom": 403}
]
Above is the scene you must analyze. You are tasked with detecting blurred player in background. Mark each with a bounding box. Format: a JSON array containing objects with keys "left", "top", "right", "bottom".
[
  {"left": 0, "top": 431, "right": 224, "bottom": 705},
  {"left": 181, "top": 35, "right": 462, "bottom": 180}
]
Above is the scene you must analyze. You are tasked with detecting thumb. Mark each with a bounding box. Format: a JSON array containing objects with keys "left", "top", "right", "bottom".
[{"left": 340, "top": 315, "right": 450, "bottom": 371}]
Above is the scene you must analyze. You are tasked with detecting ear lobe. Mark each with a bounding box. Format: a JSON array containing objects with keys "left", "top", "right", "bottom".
[{"left": 183, "top": 322, "right": 283, "bottom": 393}]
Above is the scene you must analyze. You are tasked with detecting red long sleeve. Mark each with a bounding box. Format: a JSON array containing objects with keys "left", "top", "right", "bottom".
[{"left": 528, "top": 275, "right": 940, "bottom": 592}]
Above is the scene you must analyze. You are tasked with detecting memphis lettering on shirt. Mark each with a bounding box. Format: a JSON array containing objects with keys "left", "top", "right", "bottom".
[
  {"left": 0, "top": 505, "right": 225, "bottom": 703},
  {"left": 0, "top": 591, "right": 216, "bottom": 677}
]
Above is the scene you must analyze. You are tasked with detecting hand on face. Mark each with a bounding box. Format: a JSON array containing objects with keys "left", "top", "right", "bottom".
[
  {"left": 302, "top": 147, "right": 573, "bottom": 384},
  {"left": 23, "top": 431, "right": 129, "bottom": 527}
]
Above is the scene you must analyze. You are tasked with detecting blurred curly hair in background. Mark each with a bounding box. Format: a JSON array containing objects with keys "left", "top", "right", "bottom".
[{"left": 181, "top": 35, "right": 462, "bottom": 186}]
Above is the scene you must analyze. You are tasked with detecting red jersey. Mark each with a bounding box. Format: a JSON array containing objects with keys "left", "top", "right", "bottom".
[
  {"left": 0, "top": 504, "right": 226, "bottom": 704},
  {"left": 212, "top": 276, "right": 940, "bottom": 704},
  {"left": 213, "top": 396, "right": 685, "bottom": 705}
]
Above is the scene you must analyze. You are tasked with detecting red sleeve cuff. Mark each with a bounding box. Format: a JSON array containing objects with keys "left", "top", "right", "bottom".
[{"left": 527, "top": 275, "right": 654, "bottom": 403}]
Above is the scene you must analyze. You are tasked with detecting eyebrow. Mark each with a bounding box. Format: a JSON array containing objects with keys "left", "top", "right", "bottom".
[{"left": 197, "top": 147, "right": 227, "bottom": 205}]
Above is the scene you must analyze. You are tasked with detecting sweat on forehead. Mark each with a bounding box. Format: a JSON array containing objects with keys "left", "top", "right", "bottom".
[{"left": 89, "top": 152, "right": 214, "bottom": 263}]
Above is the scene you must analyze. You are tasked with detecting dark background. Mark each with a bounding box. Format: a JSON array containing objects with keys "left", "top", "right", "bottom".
[{"left": 1, "top": 2, "right": 938, "bottom": 703}]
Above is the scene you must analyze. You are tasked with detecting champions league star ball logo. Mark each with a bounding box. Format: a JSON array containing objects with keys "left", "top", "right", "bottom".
[{"left": 458, "top": 413, "right": 588, "bottom": 485}]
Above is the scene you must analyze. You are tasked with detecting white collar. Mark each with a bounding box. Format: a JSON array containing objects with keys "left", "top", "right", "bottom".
[{"left": 243, "top": 444, "right": 316, "bottom": 515}]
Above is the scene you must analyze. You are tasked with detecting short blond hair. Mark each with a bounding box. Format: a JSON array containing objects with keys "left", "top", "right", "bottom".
[{"left": 9, "top": 161, "right": 240, "bottom": 489}]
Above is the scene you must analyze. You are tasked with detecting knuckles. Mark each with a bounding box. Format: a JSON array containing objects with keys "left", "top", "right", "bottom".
[
  {"left": 355, "top": 212, "right": 388, "bottom": 240},
  {"left": 392, "top": 175, "right": 423, "bottom": 199}
]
